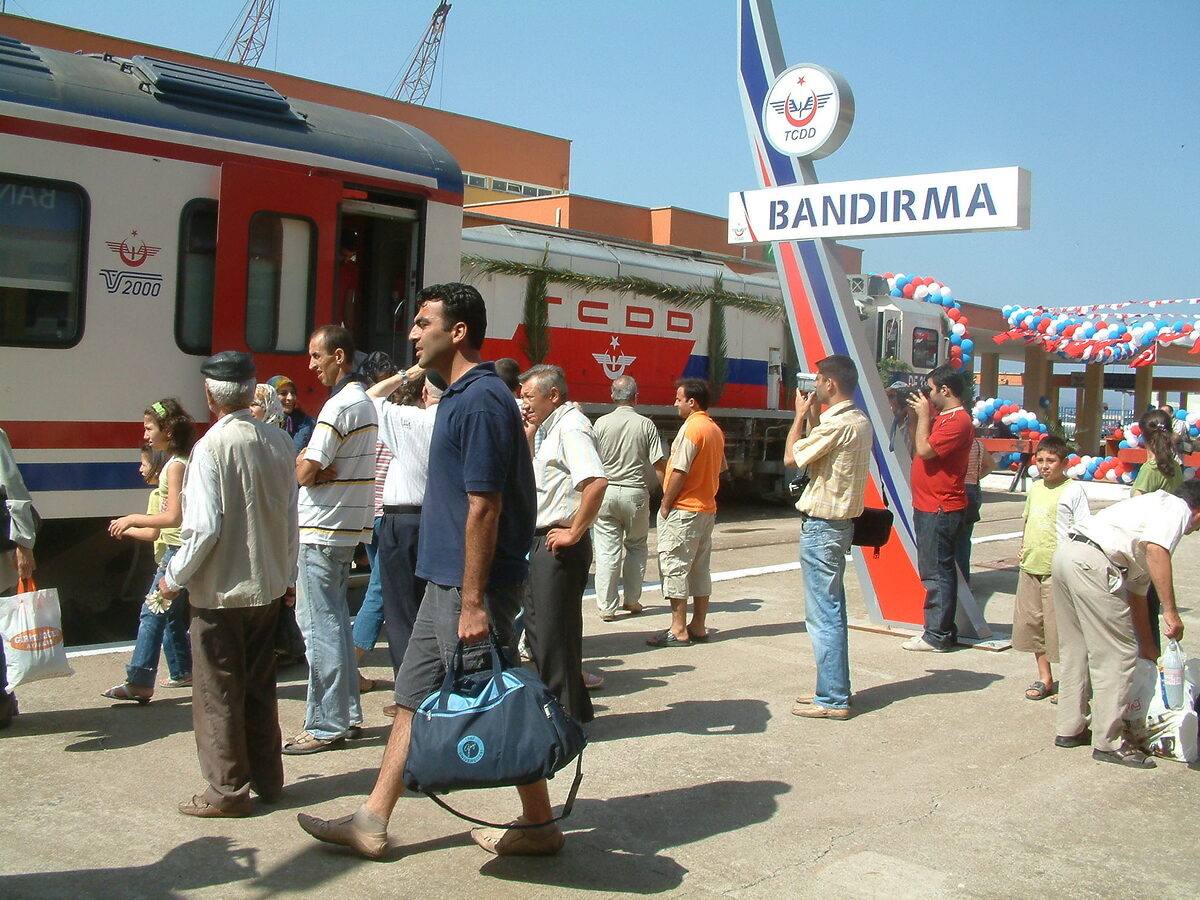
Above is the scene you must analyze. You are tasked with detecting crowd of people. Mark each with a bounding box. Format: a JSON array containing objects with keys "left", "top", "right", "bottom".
[
  {"left": 1, "top": 281, "right": 1195, "bottom": 858},
  {"left": 787, "top": 360, "right": 1194, "bottom": 770}
]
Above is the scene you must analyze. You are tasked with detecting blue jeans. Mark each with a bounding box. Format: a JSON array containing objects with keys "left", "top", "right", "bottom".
[
  {"left": 954, "top": 484, "right": 982, "bottom": 584},
  {"left": 351, "top": 517, "right": 385, "bottom": 652},
  {"left": 296, "top": 543, "right": 361, "bottom": 739},
  {"left": 914, "top": 508, "right": 967, "bottom": 649},
  {"left": 126, "top": 545, "right": 191, "bottom": 688},
  {"left": 799, "top": 516, "right": 854, "bottom": 709}
]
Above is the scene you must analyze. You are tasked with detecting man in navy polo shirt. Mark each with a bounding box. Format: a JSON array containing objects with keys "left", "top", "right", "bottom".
[{"left": 297, "top": 282, "right": 562, "bottom": 859}]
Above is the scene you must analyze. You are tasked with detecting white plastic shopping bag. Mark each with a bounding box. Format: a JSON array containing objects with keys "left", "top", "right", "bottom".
[
  {"left": 1123, "top": 658, "right": 1158, "bottom": 720},
  {"left": 1136, "top": 658, "right": 1199, "bottom": 763},
  {"left": 0, "top": 579, "right": 73, "bottom": 689}
]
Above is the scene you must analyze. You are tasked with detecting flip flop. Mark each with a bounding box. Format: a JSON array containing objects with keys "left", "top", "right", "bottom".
[
  {"left": 160, "top": 675, "right": 192, "bottom": 688},
  {"left": 646, "top": 630, "right": 691, "bottom": 648},
  {"left": 1024, "top": 681, "right": 1056, "bottom": 701},
  {"left": 102, "top": 683, "right": 151, "bottom": 704},
  {"left": 687, "top": 629, "right": 710, "bottom": 643}
]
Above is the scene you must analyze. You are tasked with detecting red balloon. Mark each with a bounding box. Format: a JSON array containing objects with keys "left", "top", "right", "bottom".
[
  {"left": 947, "top": 307, "right": 961, "bottom": 321},
  {"left": 992, "top": 411, "right": 1003, "bottom": 422},
  {"left": 958, "top": 316, "right": 969, "bottom": 327},
  {"left": 883, "top": 272, "right": 894, "bottom": 278},
  {"left": 902, "top": 283, "right": 916, "bottom": 298},
  {"left": 1037, "top": 319, "right": 1050, "bottom": 333},
  {"left": 950, "top": 357, "right": 963, "bottom": 370},
  {"left": 950, "top": 345, "right": 962, "bottom": 357}
]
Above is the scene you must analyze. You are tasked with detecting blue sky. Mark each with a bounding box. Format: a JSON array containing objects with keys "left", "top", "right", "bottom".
[{"left": 9, "top": 0, "right": 1199, "bottom": 322}]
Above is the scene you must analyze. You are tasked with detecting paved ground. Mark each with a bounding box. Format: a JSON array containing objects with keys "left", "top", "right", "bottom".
[{"left": 2, "top": 484, "right": 1197, "bottom": 898}]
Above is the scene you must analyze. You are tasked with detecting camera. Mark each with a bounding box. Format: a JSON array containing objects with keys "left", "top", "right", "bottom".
[
  {"left": 795, "top": 372, "right": 818, "bottom": 394},
  {"left": 787, "top": 471, "right": 811, "bottom": 498},
  {"left": 887, "top": 380, "right": 929, "bottom": 400}
]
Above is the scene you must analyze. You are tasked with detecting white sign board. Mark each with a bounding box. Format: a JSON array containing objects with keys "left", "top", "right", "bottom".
[{"left": 728, "top": 166, "right": 1030, "bottom": 243}]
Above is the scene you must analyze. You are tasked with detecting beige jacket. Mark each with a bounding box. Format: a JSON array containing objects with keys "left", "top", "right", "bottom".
[{"left": 166, "top": 411, "right": 298, "bottom": 608}]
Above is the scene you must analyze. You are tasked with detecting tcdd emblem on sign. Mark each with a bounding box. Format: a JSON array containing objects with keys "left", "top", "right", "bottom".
[
  {"left": 457, "top": 734, "right": 485, "bottom": 764},
  {"left": 762, "top": 63, "right": 854, "bottom": 159}
]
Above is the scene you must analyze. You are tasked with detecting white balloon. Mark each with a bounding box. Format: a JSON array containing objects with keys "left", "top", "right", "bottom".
[
  {"left": 914, "top": 286, "right": 930, "bottom": 300},
  {"left": 940, "top": 286, "right": 953, "bottom": 297},
  {"left": 1028, "top": 465, "right": 1040, "bottom": 479},
  {"left": 952, "top": 323, "right": 966, "bottom": 336}
]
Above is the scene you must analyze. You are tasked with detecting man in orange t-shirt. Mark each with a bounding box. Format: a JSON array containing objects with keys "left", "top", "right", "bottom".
[{"left": 649, "top": 378, "right": 727, "bottom": 648}]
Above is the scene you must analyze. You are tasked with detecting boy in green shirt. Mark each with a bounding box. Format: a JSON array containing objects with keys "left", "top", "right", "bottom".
[{"left": 1015, "top": 437, "right": 1090, "bottom": 701}]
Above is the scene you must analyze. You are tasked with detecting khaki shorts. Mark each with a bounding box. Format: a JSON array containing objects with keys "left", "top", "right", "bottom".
[
  {"left": 1012, "top": 569, "right": 1059, "bottom": 662},
  {"left": 656, "top": 509, "right": 714, "bottom": 600}
]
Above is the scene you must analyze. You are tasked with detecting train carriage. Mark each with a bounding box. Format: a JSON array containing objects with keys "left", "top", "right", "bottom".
[{"left": 0, "top": 37, "right": 462, "bottom": 621}]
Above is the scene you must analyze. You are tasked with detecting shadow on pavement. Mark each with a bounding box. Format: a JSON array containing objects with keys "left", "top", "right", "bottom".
[
  {"left": 583, "top": 660, "right": 695, "bottom": 699},
  {"left": 4, "top": 698, "right": 195, "bottom": 752},
  {"left": 0, "top": 836, "right": 257, "bottom": 898},
  {"left": 479, "top": 779, "right": 791, "bottom": 893},
  {"left": 586, "top": 698, "right": 770, "bottom": 742},
  {"left": 851, "top": 668, "right": 1004, "bottom": 713}
]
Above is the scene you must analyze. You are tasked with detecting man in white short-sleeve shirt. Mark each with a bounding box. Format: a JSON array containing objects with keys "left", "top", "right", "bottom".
[
  {"left": 1052, "top": 483, "right": 1200, "bottom": 768},
  {"left": 520, "top": 364, "right": 607, "bottom": 725},
  {"left": 285, "top": 325, "right": 378, "bottom": 756}
]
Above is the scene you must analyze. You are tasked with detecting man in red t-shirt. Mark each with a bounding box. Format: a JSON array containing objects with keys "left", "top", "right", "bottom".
[{"left": 902, "top": 365, "right": 974, "bottom": 652}]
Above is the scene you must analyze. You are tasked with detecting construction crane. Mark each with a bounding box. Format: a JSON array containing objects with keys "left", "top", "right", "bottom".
[
  {"left": 217, "top": 0, "right": 276, "bottom": 67},
  {"left": 392, "top": 2, "right": 452, "bottom": 105}
]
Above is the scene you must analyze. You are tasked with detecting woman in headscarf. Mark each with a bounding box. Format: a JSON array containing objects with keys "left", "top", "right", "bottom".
[
  {"left": 268, "top": 375, "right": 315, "bottom": 453},
  {"left": 251, "top": 383, "right": 286, "bottom": 428}
]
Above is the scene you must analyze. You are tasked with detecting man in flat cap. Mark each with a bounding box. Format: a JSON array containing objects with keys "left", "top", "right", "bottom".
[{"left": 159, "top": 350, "right": 299, "bottom": 816}]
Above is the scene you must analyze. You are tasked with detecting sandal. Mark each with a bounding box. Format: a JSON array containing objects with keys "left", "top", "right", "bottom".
[
  {"left": 160, "top": 675, "right": 192, "bottom": 688},
  {"left": 102, "top": 683, "right": 151, "bottom": 704},
  {"left": 1024, "top": 681, "right": 1056, "bottom": 701}
]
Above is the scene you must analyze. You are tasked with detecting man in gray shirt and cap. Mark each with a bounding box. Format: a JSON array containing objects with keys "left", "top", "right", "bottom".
[{"left": 160, "top": 350, "right": 299, "bottom": 817}]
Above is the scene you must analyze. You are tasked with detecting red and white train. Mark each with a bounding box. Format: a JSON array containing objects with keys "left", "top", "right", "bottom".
[{"left": 1, "top": 35, "right": 944, "bottom": 624}]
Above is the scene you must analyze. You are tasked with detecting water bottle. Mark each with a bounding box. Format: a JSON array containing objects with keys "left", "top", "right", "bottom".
[{"left": 1160, "top": 639, "right": 1186, "bottom": 710}]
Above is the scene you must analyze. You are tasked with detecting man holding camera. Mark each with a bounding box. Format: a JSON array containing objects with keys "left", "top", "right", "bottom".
[
  {"left": 784, "top": 355, "right": 872, "bottom": 719},
  {"left": 902, "top": 364, "right": 973, "bottom": 653}
]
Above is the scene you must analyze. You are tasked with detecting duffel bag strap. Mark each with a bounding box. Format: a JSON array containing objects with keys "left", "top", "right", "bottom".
[{"left": 421, "top": 750, "right": 585, "bottom": 830}]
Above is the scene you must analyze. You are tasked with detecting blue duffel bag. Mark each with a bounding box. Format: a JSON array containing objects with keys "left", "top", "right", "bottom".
[{"left": 403, "top": 634, "right": 586, "bottom": 827}]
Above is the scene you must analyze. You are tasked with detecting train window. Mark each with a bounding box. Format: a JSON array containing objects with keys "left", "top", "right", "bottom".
[
  {"left": 912, "top": 326, "right": 940, "bottom": 369},
  {"left": 176, "top": 200, "right": 217, "bottom": 355},
  {"left": 246, "top": 212, "right": 315, "bottom": 353},
  {"left": 0, "top": 175, "right": 86, "bottom": 347}
]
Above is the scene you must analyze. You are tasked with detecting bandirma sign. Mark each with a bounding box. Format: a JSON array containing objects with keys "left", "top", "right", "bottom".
[{"left": 728, "top": 166, "right": 1031, "bottom": 243}]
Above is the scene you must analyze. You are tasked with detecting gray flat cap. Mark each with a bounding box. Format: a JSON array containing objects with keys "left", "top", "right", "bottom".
[{"left": 201, "top": 350, "right": 255, "bottom": 382}]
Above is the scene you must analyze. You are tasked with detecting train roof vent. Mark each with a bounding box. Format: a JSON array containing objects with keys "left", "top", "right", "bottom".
[
  {"left": 0, "top": 35, "right": 53, "bottom": 78},
  {"left": 131, "top": 55, "right": 303, "bottom": 124}
]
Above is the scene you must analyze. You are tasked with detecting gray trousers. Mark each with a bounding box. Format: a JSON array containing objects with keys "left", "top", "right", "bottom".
[
  {"left": 191, "top": 601, "right": 283, "bottom": 807},
  {"left": 1052, "top": 540, "right": 1138, "bottom": 752},
  {"left": 592, "top": 484, "right": 650, "bottom": 616}
]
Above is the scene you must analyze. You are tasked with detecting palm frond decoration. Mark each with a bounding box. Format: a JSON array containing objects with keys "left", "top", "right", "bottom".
[
  {"left": 462, "top": 254, "right": 782, "bottom": 319},
  {"left": 707, "top": 274, "right": 729, "bottom": 404},
  {"left": 519, "top": 246, "right": 552, "bottom": 364}
]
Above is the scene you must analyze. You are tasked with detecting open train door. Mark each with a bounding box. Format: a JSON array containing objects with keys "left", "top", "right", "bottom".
[{"left": 212, "top": 161, "right": 343, "bottom": 404}]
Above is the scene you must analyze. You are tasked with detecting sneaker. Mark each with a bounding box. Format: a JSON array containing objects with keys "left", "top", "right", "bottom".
[
  {"left": 382, "top": 704, "right": 398, "bottom": 718},
  {"left": 622, "top": 602, "right": 644, "bottom": 615},
  {"left": 901, "top": 635, "right": 946, "bottom": 652},
  {"left": 599, "top": 614, "right": 618, "bottom": 622},
  {"left": 297, "top": 808, "right": 389, "bottom": 860},
  {"left": 1092, "top": 744, "right": 1157, "bottom": 769},
  {"left": 470, "top": 817, "right": 564, "bottom": 856}
]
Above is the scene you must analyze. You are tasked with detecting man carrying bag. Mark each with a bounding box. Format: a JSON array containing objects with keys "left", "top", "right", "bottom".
[{"left": 297, "top": 282, "right": 569, "bottom": 859}]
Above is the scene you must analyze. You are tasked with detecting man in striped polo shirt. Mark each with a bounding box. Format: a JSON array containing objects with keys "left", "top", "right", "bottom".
[{"left": 285, "top": 325, "right": 378, "bottom": 755}]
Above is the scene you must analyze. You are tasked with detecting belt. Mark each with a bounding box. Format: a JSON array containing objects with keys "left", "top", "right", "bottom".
[
  {"left": 383, "top": 504, "right": 422, "bottom": 516},
  {"left": 1069, "top": 533, "right": 1106, "bottom": 554},
  {"left": 534, "top": 524, "right": 567, "bottom": 536}
]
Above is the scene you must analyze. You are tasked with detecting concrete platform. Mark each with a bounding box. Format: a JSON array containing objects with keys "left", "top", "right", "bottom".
[{"left": 1, "top": 489, "right": 1197, "bottom": 898}]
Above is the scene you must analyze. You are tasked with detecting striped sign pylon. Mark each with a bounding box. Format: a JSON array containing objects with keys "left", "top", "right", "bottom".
[{"left": 736, "top": 0, "right": 991, "bottom": 639}]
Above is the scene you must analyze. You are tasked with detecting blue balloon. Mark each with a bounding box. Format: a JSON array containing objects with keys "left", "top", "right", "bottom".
[
  {"left": 1177, "top": 408, "right": 1188, "bottom": 420},
  {"left": 1039, "top": 423, "right": 1048, "bottom": 433},
  {"left": 951, "top": 333, "right": 962, "bottom": 346},
  {"left": 961, "top": 339, "right": 974, "bottom": 354},
  {"left": 890, "top": 288, "right": 903, "bottom": 297}
]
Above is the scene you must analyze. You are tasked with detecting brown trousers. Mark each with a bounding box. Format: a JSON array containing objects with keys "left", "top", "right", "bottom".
[{"left": 190, "top": 600, "right": 283, "bottom": 807}]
